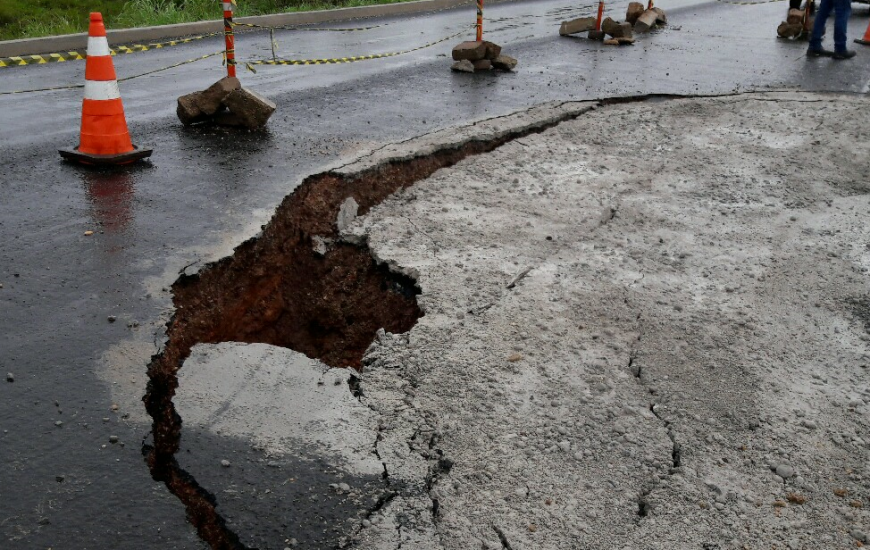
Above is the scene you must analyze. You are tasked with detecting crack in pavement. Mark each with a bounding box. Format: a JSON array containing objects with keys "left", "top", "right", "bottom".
[{"left": 492, "top": 524, "right": 514, "bottom": 550}]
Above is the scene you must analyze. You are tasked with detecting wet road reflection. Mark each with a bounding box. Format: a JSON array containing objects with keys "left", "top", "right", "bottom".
[{"left": 82, "top": 170, "right": 136, "bottom": 234}]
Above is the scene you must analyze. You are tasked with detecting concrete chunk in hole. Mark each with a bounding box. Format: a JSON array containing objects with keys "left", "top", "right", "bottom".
[{"left": 336, "top": 197, "right": 359, "bottom": 232}]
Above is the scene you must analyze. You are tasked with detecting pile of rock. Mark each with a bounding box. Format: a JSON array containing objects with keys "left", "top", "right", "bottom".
[
  {"left": 559, "top": 2, "right": 667, "bottom": 45},
  {"left": 177, "top": 77, "right": 276, "bottom": 130},
  {"left": 450, "top": 41, "right": 518, "bottom": 73},
  {"left": 777, "top": 8, "right": 810, "bottom": 39}
]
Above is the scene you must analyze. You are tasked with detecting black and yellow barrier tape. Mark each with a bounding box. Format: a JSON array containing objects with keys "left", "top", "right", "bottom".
[
  {"left": 247, "top": 27, "right": 469, "bottom": 67},
  {"left": 0, "top": 32, "right": 222, "bottom": 69},
  {"left": 0, "top": 50, "right": 222, "bottom": 95},
  {"left": 231, "top": 21, "right": 382, "bottom": 32}
]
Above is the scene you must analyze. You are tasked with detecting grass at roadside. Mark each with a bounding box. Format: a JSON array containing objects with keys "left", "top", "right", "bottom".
[{"left": 0, "top": 0, "right": 418, "bottom": 41}]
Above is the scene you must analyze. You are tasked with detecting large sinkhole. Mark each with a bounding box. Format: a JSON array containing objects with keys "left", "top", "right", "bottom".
[
  {"left": 143, "top": 171, "right": 429, "bottom": 549},
  {"left": 142, "top": 105, "right": 595, "bottom": 549}
]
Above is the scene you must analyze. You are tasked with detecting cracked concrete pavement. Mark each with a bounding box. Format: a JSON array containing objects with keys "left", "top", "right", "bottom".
[
  {"left": 166, "top": 91, "right": 870, "bottom": 549},
  {"left": 344, "top": 92, "right": 870, "bottom": 549}
]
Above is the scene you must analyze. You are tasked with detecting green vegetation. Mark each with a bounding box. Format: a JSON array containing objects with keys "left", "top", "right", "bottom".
[
  {"left": 0, "top": 0, "right": 128, "bottom": 40},
  {"left": 0, "top": 0, "right": 415, "bottom": 41}
]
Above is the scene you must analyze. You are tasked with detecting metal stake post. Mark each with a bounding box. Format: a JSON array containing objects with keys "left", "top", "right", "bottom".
[
  {"left": 595, "top": 1, "right": 605, "bottom": 31},
  {"left": 221, "top": 1, "right": 236, "bottom": 77},
  {"left": 476, "top": 0, "right": 484, "bottom": 41}
]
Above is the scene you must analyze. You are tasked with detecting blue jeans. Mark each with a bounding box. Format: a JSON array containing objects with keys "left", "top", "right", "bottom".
[{"left": 810, "top": 0, "right": 851, "bottom": 52}]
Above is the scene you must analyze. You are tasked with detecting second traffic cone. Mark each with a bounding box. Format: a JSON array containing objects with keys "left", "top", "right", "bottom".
[
  {"left": 59, "top": 12, "right": 152, "bottom": 166},
  {"left": 856, "top": 17, "right": 870, "bottom": 45}
]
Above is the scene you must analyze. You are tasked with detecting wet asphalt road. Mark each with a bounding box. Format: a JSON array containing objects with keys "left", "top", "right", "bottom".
[{"left": 2, "top": 0, "right": 870, "bottom": 547}]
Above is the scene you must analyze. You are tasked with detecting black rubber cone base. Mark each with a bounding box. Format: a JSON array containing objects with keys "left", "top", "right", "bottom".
[
  {"left": 59, "top": 145, "right": 153, "bottom": 166},
  {"left": 855, "top": 38, "right": 870, "bottom": 46}
]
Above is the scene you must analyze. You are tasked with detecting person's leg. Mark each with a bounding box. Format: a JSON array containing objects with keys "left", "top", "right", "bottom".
[
  {"left": 809, "top": 0, "right": 833, "bottom": 50},
  {"left": 832, "top": 0, "right": 852, "bottom": 52}
]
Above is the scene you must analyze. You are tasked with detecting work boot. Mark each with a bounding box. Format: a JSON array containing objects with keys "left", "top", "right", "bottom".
[
  {"left": 833, "top": 49, "right": 857, "bottom": 59},
  {"left": 806, "top": 46, "right": 834, "bottom": 57}
]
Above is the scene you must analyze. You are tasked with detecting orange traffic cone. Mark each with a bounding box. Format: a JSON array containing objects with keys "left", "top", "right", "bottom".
[
  {"left": 856, "top": 17, "right": 870, "bottom": 45},
  {"left": 59, "top": 13, "right": 152, "bottom": 165}
]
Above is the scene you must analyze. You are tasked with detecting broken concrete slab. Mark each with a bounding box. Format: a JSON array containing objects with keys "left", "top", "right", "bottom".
[
  {"left": 450, "top": 42, "right": 514, "bottom": 73},
  {"left": 626, "top": 1, "right": 645, "bottom": 24},
  {"left": 210, "top": 111, "right": 246, "bottom": 127},
  {"left": 601, "top": 17, "right": 620, "bottom": 37},
  {"left": 345, "top": 92, "right": 870, "bottom": 550},
  {"left": 176, "top": 77, "right": 273, "bottom": 129},
  {"left": 451, "top": 40, "right": 487, "bottom": 61},
  {"left": 602, "top": 17, "right": 633, "bottom": 38},
  {"left": 174, "top": 343, "right": 387, "bottom": 548},
  {"left": 196, "top": 76, "right": 240, "bottom": 116},
  {"left": 787, "top": 8, "right": 804, "bottom": 24},
  {"left": 634, "top": 8, "right": 660, "bottom": 32},
  {"left": 559, "top": 16, "right": 597, "bottom": 36},
  {"left": 336, "top": 197, "right": 359, "bottom": 232},
  {"left": 482, "top": 40, "right": 502, "bottom": 60},
  {"left": 176, "top": 343, "right": 381, "bottom": 475},
  {"left": 221, "top": 87, "right": 276, "bottom": 130},
  {"left": 492, "top": 54, "right": 518, "bottom": 71},
  {"left": 653, "top": 6, "right": 668, "bottom": 24},
  {"left": 777, "top": 21, "right": 803, "bottom": 38},
  {"left": 177, "top": 92, "right": 206, "bottom": 126},
  {"left": 472, "top": 58, "right": 492, "bottom": 71},
  {"left": 450, "top": 59, "right": 475, "bottom": 72}
]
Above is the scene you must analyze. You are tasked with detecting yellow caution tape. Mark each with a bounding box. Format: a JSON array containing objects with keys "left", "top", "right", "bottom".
[
  {"left": 0, "top": 32, "right": 222, "bottom": 69},
  {"left": 0, "top": 50, "right": 221, "bottom": 95},
  {"left": 248, "top": 27, "right": 469, "bottom": 67},
  {"left": 117, "top": 50, "right": 223, "bottom": 82},
  {"left": 231, "top": 21, "right": 383, "bottom": 32},
  {"left": 0, "top": 51, "right": 85, "bottom": 68}
]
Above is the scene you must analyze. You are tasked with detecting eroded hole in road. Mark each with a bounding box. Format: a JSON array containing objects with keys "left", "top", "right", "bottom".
[{"left": 142, "top": 106, "right": 599, "bottom": 549}]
